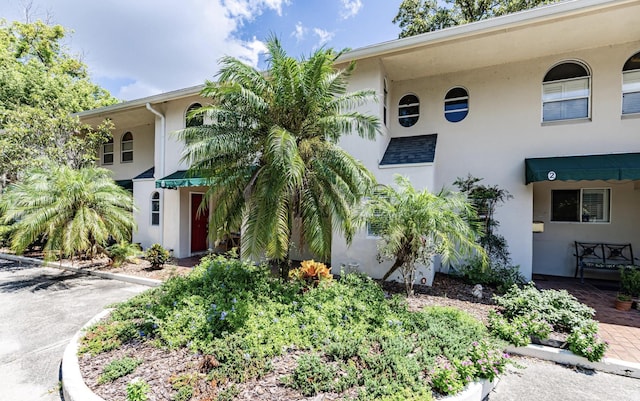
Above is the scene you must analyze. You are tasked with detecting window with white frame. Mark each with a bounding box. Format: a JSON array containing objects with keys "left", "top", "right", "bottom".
[
  {"left": 151, "top": 192, "right": 160, "bottom": 226},
  {"left": 186, "top": 103, "right": 203, "bottom": 127},
  {"left": 121, "top": 132, "right": 133, "bottom": 163},
  {"left": 444, "top": 87, "right": 469, "bottom": 122},
  {"left": 542, "top": 62, "right": 590, "bottom": 122},
  {"left": 102, "top": 137, "right": 114, "bottom": 165},
  {"left": 551, "top": 188, "right": 610, "bottom": 223},
  {"left": 623, "top": 51, "right": 640, "bottom": 115},
  {"left": 398, "top": 94, "right": 419, "bottom": 127}
]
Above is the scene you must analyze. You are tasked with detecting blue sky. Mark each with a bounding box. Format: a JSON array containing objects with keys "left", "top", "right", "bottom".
[{"left": 0, "top": 0, "right": 403, "bottom": 100}]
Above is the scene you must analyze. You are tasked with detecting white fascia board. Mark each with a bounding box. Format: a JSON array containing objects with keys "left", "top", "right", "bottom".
[
  {"left": 74, "top": 84, "right": 205, "bottom": 118},
  {"left": 337, "top": 0, "right": 631, "bottom": 64}
]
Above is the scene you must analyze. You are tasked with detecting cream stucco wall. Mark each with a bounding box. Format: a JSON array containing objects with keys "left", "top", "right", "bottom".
[
  {"left": 335, "top": 40, "right": 640, "bottom": 280},
  {"left": 101, "top": 122, "right": 154, "bottom": 181},
  {"left": 132, "top": 179, "right": 162, "bottom": 250}
]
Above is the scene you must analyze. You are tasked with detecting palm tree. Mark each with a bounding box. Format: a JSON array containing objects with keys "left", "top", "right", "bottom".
[
  {"left": 0, "top": 164, "right": 136, "bottom": 260},
  {"left": 367, "top": 175, "right": 486, "bottom": 295},
  {"left": 177, "top": 37, "right": 379, "bottom": 277}
]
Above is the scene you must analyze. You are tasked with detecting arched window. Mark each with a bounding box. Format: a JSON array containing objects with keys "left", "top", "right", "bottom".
[
  {"left": 151, "top": 192, "right": 160, "bottom": 226},
  {"left": 444, "top": 87, "right": 469, "bottom": 122},
  {"left": 121, "top": 132, "right": 133, "bottom": 163},
  {"left": 542, "top": 61, "right": 591, "bottom": 122},
  {"left": 102, "top": 137, "right": 114, "bottom": 165},
  {"left": 623, "top": 51, "right": 640, "bottom": 115},
  {"left": 398, "top": 94, "right": 419, "bottom": 127},
  {"left": 186, "top": 103, "right": 203, "bottom": 127}
]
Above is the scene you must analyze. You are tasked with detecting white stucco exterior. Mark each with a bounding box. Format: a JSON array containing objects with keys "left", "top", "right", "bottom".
[{"left": 77, "top": 0, "right": 640, "bottom": 279}]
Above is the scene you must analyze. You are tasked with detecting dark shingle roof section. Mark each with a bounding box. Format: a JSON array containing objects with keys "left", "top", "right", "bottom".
[
  {"left": 379, "top": 134, "right": 437, "bottom": 166},
  {"left": 133, "top": 166, "right": 155, "bottom": 180}
]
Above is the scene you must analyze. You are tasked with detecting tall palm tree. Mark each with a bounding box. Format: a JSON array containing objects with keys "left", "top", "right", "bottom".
[
  {"left": 367, "top": 175, "right": 486, "bottom": 295},
  {"left": 177, "top": 37, "right": 379, "bottom": 275},
  {"left": 0, "top": 164, "right": 135, "bottom": 260}
]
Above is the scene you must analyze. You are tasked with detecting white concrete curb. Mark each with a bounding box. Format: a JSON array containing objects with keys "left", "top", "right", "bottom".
[
  {"left": 442, "top": 378, "right": 496, "bottom": 401},
  {"left": 0, "top": 252, "right": 161, "bottom": 287},
  {"left": 506, "top": 344, "right": 640, "bottom": 379},
  {"left": 62, "top": 309, "right": 111, "bottom": 401}
]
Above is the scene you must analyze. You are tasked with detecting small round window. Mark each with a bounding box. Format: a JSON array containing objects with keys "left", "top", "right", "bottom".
[
  {"left": 444, "top": 87, "right": 469, "bottom": 122},
  {"left": 398, "top": 94, "right": 419, "bottom": 127}
]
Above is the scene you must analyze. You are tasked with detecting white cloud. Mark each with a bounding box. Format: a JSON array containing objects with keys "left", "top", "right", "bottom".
[
  {"left": 340, "top": 0, "right": 362, "bottom": 19},
  {"left": 313, "top": 28, "right": 335, "bottom": 45},
  {"left": 0, "top": 0, "right": 285, "bottom": 100},
  {"left": 223, "top": 0, "right": 290, "bottom": 19},
  {"left": 291, "top": 21, "right": 306, "bottom": 42}
]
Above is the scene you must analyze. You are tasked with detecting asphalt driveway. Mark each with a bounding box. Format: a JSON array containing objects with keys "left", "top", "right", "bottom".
[{"left": 0, "top": 258, "right": 147, "bottom": 401}]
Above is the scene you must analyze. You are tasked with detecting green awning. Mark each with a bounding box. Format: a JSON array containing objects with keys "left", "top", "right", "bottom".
[
  {"left": 155, "top": 170, "right": 208, "bottom": 189},
  {"left": 115, "top": 179, "right": 133, "bottom": 191},
  {"left": 525, "top": 153, "right": 640, "bottom": 184}
]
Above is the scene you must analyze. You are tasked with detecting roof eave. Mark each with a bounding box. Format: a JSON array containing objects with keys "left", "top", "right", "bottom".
[
  {"left": 74, "top": 84, "right": 205, "bottom": 118},
  {"left": 337, "top": 0, "right": 629, "bottom": 64}
]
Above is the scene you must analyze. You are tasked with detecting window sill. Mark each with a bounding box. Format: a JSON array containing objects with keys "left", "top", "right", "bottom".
[
  {"left": 121, "top": 160, "right": 134, "bottom": 164},
  {"left": 541, "top": 117, "right": 591, "bottom": 127},
  {"left": 621, "top": 113, "right": 640, "bottom": 120}
]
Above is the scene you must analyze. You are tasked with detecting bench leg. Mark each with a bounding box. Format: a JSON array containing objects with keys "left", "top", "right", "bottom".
[{"left": 580, "top": 262, "right": 584, "bottom": 284}]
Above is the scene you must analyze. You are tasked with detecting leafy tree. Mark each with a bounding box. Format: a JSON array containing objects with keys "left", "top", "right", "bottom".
[
  {"left": 0, "top": 20, "right": 117, "bottom": 186},
  {"left": 393, "top": 0, "right": 561, "bottom": 38},
  {"left": 454, "top": 174, "right": 512, "bottom": 265},
  {"left": 0, "top": 164, "right": 136, "bottom": 260},
  {"left": 367, "top": 175, "right": 486, "bottom": 295},
  {"left": 177, "top": 37, "right": 379, "bottom": 278}
]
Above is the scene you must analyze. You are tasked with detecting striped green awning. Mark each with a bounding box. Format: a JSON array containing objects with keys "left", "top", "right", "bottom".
[
  {"left": 155, "top": 170, "right": 208, "bottom": 189},
  {"left": 525, "top": 153, "right": 640, "bottom": 184}
]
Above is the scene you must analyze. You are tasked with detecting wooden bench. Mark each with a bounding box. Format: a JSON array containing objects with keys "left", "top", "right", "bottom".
[{"left": 574, "top": 241, "right": 638, "bottom": 282}]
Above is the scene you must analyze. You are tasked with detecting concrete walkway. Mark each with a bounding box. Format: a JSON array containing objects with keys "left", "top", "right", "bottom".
[
  {"left": 489, "top": 356, "right": 640, "bottom": 401},
  {"left": 0, "top": 258, "right": 147, "bottom": 401}
]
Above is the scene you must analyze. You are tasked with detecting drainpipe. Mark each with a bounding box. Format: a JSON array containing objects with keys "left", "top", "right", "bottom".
[{"left": 145, "top": 103, "right": 166, "bottom": 247}]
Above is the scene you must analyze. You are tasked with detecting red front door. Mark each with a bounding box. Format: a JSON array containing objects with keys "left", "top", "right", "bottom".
[{"left": 191, "top": 193, "right": 208, "bottom": 253}]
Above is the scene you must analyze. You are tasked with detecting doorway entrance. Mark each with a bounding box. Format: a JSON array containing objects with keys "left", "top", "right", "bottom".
[{"left": 190, "top": 193, "right": 208, "bottom": 253}]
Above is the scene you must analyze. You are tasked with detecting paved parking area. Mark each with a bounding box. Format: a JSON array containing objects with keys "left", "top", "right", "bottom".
[
  {"left": 0, "top": 259, "right": 147, "bottom": 401},
  {"left": 489, "top": 356, "right": 640, "bottom": 401}
]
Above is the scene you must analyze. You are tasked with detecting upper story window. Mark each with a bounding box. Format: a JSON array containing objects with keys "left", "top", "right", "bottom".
[
  {"left": 186, "top": 103, "right": 203, "bottom": 127},
  {"left": 623, "top": 51, "right": 640, "bottom": 115},
  {"left": 444, "top": 87, "right": 469, "bottom": 123},
  {"left": 121, "top": 132, "right": 133, "bottom": 163},
  {"left": 102, "top": 137, "right": 114, "bottom": 165},
  {"left": 398, "top": 94, "right": 419, "bottom": 127},
  {"left": 151, "top": 192, "right": 160, "bottom": 226},
  {"left": 542, "top": 61, "right": 591, "bottom": 122}
]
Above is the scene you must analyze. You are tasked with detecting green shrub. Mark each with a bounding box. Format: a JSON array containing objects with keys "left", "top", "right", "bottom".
[
  {"left": 107, "top": 241, "right": 142, "bottom": 267},
  {"left": 145, "top": 243, "right": 170, "bottom": 269},
  {"left": 488, "top": 311, "right": 552, "bottom": 347},
  {"left": 98, "top": 356, "right": 142, "bottom": 384},
  {"left": 431, "top": 361, "right": 466, "bottom": 395},
  {"left": 126, "top": 378, "right": 150, "bottom": 401},
  {"left": 494, "top": 283, "right": 594, "bottom": 331},
  {"left": 567, "top": 322, "right": 608, "bottom": 362},
  {"left": 79, "top": 320, "right": 138, "bottom": 355},
  {"left": 282, "top": 353, "right": 336, "bottom": 396},
  {"left": 620, "top": 267, "right": 640, "bottom": 297},
  {"left": 453, "top": 257, "right": 526, "bottom": 294}
]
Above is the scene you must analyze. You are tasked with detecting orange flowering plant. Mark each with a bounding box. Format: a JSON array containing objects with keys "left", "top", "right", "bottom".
[{"left": 289, "top": 260, "right": 332, "bottom": 286}]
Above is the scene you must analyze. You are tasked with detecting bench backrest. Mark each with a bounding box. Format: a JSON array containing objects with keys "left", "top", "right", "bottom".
[{"left": 575, "top": 242, "right": 634, "bottom": 265}]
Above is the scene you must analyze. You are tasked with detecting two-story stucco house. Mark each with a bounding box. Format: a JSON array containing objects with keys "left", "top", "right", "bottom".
[{"left": 78, "top": 0, "right": 640, "bottom": 284}]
